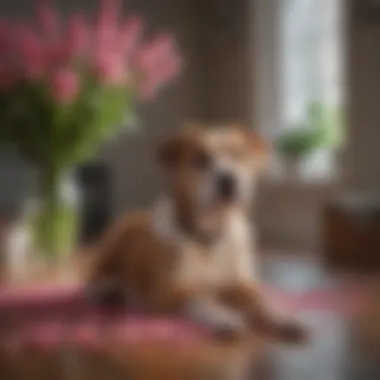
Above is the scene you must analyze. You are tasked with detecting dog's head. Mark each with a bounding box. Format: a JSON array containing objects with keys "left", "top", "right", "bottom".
[{"left": 157, "top": 123, "right": 269, "bottom": 214}]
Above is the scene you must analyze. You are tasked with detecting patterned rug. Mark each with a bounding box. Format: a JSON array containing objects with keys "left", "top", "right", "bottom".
[{"left": 0, "top": 282, "right": 370, "bottom": 353}]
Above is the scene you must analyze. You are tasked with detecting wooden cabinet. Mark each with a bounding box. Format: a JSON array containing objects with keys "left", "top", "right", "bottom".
[{"left": 323, "top": 198, "right": 380, "bottom": 270}]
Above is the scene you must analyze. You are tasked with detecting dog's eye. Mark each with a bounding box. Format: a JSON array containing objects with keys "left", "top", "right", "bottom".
[{"left": 193, "top": 150, "right": 211, "bottom": 170}]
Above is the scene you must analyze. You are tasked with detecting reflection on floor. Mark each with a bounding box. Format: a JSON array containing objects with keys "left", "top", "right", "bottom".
[
  {"left": 1, "top": 250, "right": 380, "bottom": 380},
  {"left": 254, "top": 251, "right": 380, "bottom": 380}
]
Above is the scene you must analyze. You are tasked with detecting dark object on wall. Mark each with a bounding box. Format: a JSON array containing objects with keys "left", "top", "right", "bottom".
[
  {"left": 76, "top": 163, "right": 111, "bottom": 245},
  {"left": 323, "top": 195, "right": 380, "bottom": 271},
  {"left": 355, "top": 0, "right": 380, "bottom": 25},
  {"left": 0, "top": 214, "right": 16, "bottom": 284},
  {"left": 208, "top": 0, "right": 247, "bottom": 41},
  {"left": 0, "top": 146, "right": 35, "bottom": 215}
]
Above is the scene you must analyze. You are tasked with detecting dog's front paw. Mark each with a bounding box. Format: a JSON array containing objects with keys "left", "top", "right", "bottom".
[
  {"left": 212, "top": 319, "right": 247, "bottom": 342},
  {"left": 85, "top": 281, "right": 125, "bottom": 309},
  {"left": 186, "top": 299, "right": 248, "bottom": 342},
  {"left": 276, "top": 320, "right": 308, "bottom": 344}
]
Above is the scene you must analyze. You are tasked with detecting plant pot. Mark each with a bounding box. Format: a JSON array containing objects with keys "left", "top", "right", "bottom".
[{"left": 284, "top": 157, "right": 304, "bottom": 179}]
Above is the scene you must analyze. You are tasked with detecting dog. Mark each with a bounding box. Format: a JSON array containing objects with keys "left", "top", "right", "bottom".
[{"left": 86, "top": 123, "right": 306, "bottom": 342}]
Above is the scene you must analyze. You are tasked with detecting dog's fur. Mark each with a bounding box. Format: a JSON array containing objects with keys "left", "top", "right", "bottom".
[{"left": 87, "top": 123, "right": 306, "bottom": 342}]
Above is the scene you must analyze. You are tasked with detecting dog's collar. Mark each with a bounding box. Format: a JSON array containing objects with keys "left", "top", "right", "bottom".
[
  {"left": 153, "top": 197, "right": 220, "bottom": 247},
  {"left": 176, "top": 216, "right": 220, "bottom": 246}
]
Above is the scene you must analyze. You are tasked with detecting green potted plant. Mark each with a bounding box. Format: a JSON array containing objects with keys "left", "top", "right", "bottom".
[
  {"left": 0, "top": 0, "right": 182, "bottom": 273},
  {"left": 277, "top": 100, "right": 344, "bottom": 178},
  {"left": 277, "top": 125, "right": 325, "bottom": 177},
  {"left": 307, "top": 100, "right": 344, "bottom": 151}
]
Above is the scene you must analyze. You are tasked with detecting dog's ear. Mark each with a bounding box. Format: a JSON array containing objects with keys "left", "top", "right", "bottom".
[
  {"left": 232, "top": 123, "right": 270, "bottom": 172},
  {"left": 157, "top": 126, "right": 202, "bottom": 168},
  {"left": 249, "top": 131, "right": 270, "bottom": 173},
  {"left": 157, "top": 132, "right": 197, "bottom": 168},
  {"left": 250, "top": 130, "right": 269, "bottom": 158},
  {"left": 157, "top": 135, "right": 183, "bottom": 167}
]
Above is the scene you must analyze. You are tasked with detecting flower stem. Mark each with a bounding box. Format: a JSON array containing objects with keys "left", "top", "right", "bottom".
[{"left": 34, "top": 167, "right": 77, "bottom": 262}]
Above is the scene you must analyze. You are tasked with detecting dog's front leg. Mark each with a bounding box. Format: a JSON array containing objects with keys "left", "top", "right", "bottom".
[
  {"left": 184, "top": 296, "right": 247, "bottom": 341},
  {"left": 219, "top": 282, "right": 307, "bottom": 343}
]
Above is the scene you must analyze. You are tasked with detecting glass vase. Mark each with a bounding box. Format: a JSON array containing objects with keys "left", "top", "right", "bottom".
[{"left": 28, "top": 169, "right": 80, "bottom": 280}]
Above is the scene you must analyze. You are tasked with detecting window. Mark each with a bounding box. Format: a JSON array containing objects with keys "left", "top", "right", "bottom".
[
  {"left": 279, "top": 0, "right": 344, "bottom": 179},
  {"left": 253, "top": 0, "right": 344, "bottom": 180}
]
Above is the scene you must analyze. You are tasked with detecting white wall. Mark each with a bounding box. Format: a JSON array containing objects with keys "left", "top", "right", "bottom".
[
  {"left": 98, "top": 0, "right": 206, "bottom": 215},
  {"left": 196, "top": 0, "right": 252, "bottom": 122},
  {"left": 102, "top": 0, "right": 254, "bottom": 214},
  {"left": 346, "top": 0, "right": 380, "bottom": 192},
  {"left": 255, "top": 0, "right": 380, "bottom": 250}
]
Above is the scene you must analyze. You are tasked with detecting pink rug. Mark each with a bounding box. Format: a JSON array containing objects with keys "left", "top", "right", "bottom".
[{"left": 0, "top": 282, "right": 369, "bottom": 353}]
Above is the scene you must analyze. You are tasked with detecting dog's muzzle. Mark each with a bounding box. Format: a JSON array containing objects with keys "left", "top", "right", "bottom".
[{"left": 216, "top": 172, "right": 237, "bottom": 201}]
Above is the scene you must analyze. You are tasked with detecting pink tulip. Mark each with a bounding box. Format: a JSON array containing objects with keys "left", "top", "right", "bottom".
[
  {"left": 36, "top": 0, "right": 59, "bottom": 38},
  {"left": 138, "top": 66, "right": 166, "bottom": 100},
  {"left": 46, "top": 42, "right": 64, "bottom": 68},
  {"left": 159, "top": 50, "right": 182, "bottom": 82},
  {"left": 135, "top": 34, "right": 182, "bottom": 100},
  {"left": 152, "top": 46, "right": 182, "bottom": 82},
  {"left": 47, "top": 38, "right": 84, "bottom": 70},
  {"left": 16, "top": 26, "right": 40, "bottom": 55},
  {"left": 50, "top": 68, "right": 79, "bottom": 103},
  {"left": 145, "top": 34, "right": 175, "bottom": 70},
  {"left": 15, "top": 26, "right": 47, "bottom": 79},
  {"left": 0, "top": 0, "right": 182, "bottom": 103},
  {"left": 0, "top": 20, "right": 9, "bottom": 36},
  {"left": 93, "top": 51, "right": 126, "bottom": 85},
  {"left": 152, "top": 34, "right": 175, "bottom": 56},
  {"left": 134, "top": 43, "right": 157, "bottom": 74},
  {"left": 96, "top": 0, "right": 120, "bottom": 49},
  {"left": 99, "top": 0, "right": 120, "bottom": 25},
  {"left": 0, "top": 64, "right": 19, "bottom": 92},
  {"left": 119, "top": 17, "right": 143, "bottom": 57},
  {"left": 25, "top": 56, "right": 46, "bottom": 80},
  {"left": 66, "top": 13, "right": 89, "bottom": 58},
  {"left": 0, "top": 21, "right": 13, "bottom": 57},
  {"left": 135, "top": 34, "right": 176, "bottom": 74},
  {"left": 138, "top": 79, "right": 158, "bottom": 100},
  {"left": 41, "top": 39, "right": 68, "bottom": 71}
]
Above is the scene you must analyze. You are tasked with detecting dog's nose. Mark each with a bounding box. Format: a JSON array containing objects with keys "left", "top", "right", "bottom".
[
  {"left": 97, "top": 288, "right": 125, "bottom": 308},
  {"left": 86, "top": 282, "right": 125, "bottom": 309},
  {"left": 216, "top": 172, "right": 237, "bottom": 200}
]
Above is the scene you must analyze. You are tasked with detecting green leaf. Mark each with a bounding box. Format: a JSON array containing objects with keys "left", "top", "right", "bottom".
[{"left": 0, "top": 74, "right": 137, "bottom": 169}]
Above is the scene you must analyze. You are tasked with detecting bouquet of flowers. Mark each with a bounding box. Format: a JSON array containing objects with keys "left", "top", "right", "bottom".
[{"left": 0, "top": 0, "right": 182, "bottom": 261}]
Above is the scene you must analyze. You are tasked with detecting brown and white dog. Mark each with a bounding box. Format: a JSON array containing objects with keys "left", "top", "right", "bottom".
[{"left": 86, "top": 123, "right": 306, "bottom": 342}]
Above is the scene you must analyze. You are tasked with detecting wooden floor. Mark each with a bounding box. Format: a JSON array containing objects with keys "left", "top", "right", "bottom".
[
  {"left": 252, "top": 252, "right": 380, "bottom": 380},
  {"left": 2, "top": 251, "right": 380, "bottom": 380}
]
